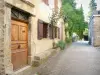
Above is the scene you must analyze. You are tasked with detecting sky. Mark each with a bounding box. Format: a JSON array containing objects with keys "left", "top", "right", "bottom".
[
  {"left": 76, "top": 0, "right": 90, "bottom": 21},
  {"left": 96, "top": 0, "right": 100, "bottom": 10}
]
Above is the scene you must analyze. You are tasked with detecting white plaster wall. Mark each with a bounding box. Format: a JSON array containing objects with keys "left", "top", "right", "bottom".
[{"left": 32, "top": 0, "right": 63, "bottom": 55}]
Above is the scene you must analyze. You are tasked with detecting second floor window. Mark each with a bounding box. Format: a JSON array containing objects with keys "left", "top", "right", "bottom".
[
  {"left": 54, "top": 0, "right": 58, "bottom": 10},
  {"left": 43, "top": 0, "right": 49, "bottom": 5},
  {"left": 38, "top": 20, "right": 48, "bottom": 39},
  {"left": 38, "top": 20, "right": 60, "bottom": 40},
  {"left": 53, "top": 27, "right": 60, "bottom": 39}
]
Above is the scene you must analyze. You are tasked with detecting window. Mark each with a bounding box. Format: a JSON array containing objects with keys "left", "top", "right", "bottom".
[
  {"left": 38, "top": 20, "right": 43, "bottom": 40},
  {"left": 43, "top": 0, "right": 49, "bottom": 5},
  {"left": 53, "top": 26, "right": 60, "bottom": 39},
  {"left": 49, "top": 25, "right": 53, "bottom": 39},
  {"left": 43, "top": 23, "right": 48, "bottom": 38},
  {"left": 55, "top": 27, "right": 58, "bottom": 38},
  {"left": 11, "top": 8, "right": 29, "bottom": 21},
  {"left": 38, "top": 20, "right": 60, "bottom": 40},
  {"left": 58, "top": 28, "right": 60, "bottom": 39},
  {"left": 38, "top": 20, "right": 48, "bottom": 40}
]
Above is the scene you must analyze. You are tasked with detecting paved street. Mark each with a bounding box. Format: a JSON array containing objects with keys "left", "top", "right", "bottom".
[{"left": 33, "top": 41, "right": 100, "bottom": 75}]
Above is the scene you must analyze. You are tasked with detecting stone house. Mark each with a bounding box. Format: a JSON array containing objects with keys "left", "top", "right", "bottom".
[
  {"left": 89, "top": 0, "right": 100, "bottom": 46},
  {"left": 0, "top": 0, "right": 65, "bottom": 75},
  {"left": 89, "top": 11, "right": 100, "bottom": 46}
]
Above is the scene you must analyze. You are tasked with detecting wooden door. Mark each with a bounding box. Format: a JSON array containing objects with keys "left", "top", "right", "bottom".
[{"left": 11, "top": 20, "right": 28, "bottom": 71}]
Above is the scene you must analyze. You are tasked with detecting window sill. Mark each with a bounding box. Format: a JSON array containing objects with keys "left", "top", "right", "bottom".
[
  {"left": 42, "top": 38, "right": 52, "bottom": 40},
  {"left": 54, "top": 38, "right": 60, "bottom": 39},
  {"left": 38, "top": 38, "right": 60, "bottom": 40},
  {"left": 38, "top": 38, "right": 53, "bottom": 40}
]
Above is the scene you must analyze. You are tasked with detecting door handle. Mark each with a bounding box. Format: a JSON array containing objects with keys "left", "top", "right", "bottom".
[{"left": 18, "top": 44, "right": 20, "bottom": 49}]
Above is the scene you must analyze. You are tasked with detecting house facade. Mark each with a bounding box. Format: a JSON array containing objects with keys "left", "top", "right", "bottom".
[
  {"left": 89, "top": 0, "right": 100, "bottom": 46},
  {"left": 0, "top": 0, "right": 65, "bottom": 75}
]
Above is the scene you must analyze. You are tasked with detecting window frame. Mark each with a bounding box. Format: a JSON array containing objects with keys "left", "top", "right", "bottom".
[
  {"left": 38, "top": 20, "right": 60, "bottom": 40},
  {"left": 54, "top": 26, "right": 60, "bottom": 39},
  {"left": 38, "top": 20, "right": 49, "bottom": 40}
]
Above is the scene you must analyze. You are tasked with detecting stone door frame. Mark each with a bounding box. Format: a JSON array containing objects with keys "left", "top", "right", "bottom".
[{"left": 4, "top": 3, "right": 33, "bottom": 74}]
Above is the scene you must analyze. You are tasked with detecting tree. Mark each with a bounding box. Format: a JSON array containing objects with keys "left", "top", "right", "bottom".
[
  {"left": 49, "top": 9, "right": 61, "bottom": 39},
  {"left": 49, "top": 9, "right": 62, "bottom": 47},
  {"left": 89, "top": 0, "right": 97, "bottom": 11},
  {"left": 89, "top": 0, "right": 97, "bottom": 15},
  {"left": 61, "top": 0, "right": 88, "bottom": 39}
]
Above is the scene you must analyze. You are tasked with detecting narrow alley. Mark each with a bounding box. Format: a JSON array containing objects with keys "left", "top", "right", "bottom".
[{"left": 33, "top": 41, "right": 100, "bottom": 75}]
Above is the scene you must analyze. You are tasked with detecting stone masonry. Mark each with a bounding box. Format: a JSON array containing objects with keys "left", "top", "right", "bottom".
[
  {"left": 92, "top": 16, "right": 100, "bottom": 46},
  {"left": 0, "top": 0, "right": 5, "bottom": 75}
]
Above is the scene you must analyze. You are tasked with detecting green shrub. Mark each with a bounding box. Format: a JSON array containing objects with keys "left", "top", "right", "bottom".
[
  {"left": 56, "top": 41, "right": 66, "bottom": 50},
  {"left": 83, "top": 28, "right": 88, "bottom": 36},
  {"left": 65, "top": 37, "right": 72, "bottom": 43}
]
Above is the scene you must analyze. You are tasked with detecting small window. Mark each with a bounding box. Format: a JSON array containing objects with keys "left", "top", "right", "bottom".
[
  {"left": 49, "top": 25, "right": 53, "bottom": 39},
  {"left": 53, "top": 26, "right": 60, "bottom": 39},
  {"left": 38, "top": 20, "right": 48, "bottom": 40},
  {"left": 58, "top": 28, "right": 60, "bottom": 39},
  {"left": 11, "top": 8, "right": 29, "bottom": 21},
  {"left": 55, "top": 27, "right": 58, "bottom": 38},
  {"left": 38, "top": 20, "right": 60, "bottom": 40}
]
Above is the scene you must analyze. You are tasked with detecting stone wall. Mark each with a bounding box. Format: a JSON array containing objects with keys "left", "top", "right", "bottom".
[
  {"left": 4, "top": 5, "right": 13, "bottom": 74},
  {"left": 5, "top": 0, "right": 35, "bottom": 15},
  {"left": 0, "top": 1, "right": 13, "bottom": 75},
  {"left": 0, "top": 0, "right": 5, "bottom": 75},
  {"left": 93, "top": 16, "right": 100, "bottom": 46}
]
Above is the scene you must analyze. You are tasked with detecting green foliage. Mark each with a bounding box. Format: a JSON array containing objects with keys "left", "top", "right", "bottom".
[
  {"left": 62, "top": 0, "right": 76, "bottom": 8},
  {"left": 56, "top": 41, "right": 66, "bottom": 50},
  {"left": 83, "top": 28, "right": 88, "bottom": 36},
  {"left": 49, "top": 9, "right": 62, "bottom": 40},
  {"left": 65, "top": 37, "right": 72, "bottom": 43},
  {"left": 88, "top": 0, "right": 97, "bottom": 17},
  {"left": 89, "top": 0, "right": 97, "bottom": 12},
  {"left": 49, "top": 9, "right": 62, "bottom": 26},
  {"left": 61, "top": 0, "right": 88, "bottom": 39}
]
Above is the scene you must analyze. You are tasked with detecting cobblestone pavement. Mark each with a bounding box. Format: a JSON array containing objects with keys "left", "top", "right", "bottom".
[{"left": 32, "top": 41, "right": 100, "bottom": 75}]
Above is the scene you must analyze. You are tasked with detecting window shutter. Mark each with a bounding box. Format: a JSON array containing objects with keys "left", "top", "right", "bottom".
[
  {"left": 43, "top": 23, "right": 48, "bottom": 38},
  {"left": 49, "top": 25, "right": 53, "bottom": 39},
  {"left": 53, "top": 27, "right": 55, "bottom": 38},
  {"left": 38, "top": 20, "right": 43, "bottom": 40},
  {"left": 55, "top": 27, "right": 57, "bottom": 38},
  {"left": 58, "top": 28, "right": 60, "bottom": 39}
]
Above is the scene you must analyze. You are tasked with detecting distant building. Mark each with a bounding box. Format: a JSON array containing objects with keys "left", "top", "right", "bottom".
[{"left": 89, "top": 0, "right": 100, "bottom": 46}]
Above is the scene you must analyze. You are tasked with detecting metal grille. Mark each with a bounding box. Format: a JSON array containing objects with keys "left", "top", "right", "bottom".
[{"left": 11, "top": 8, "right": 30, "bottom": 21}]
